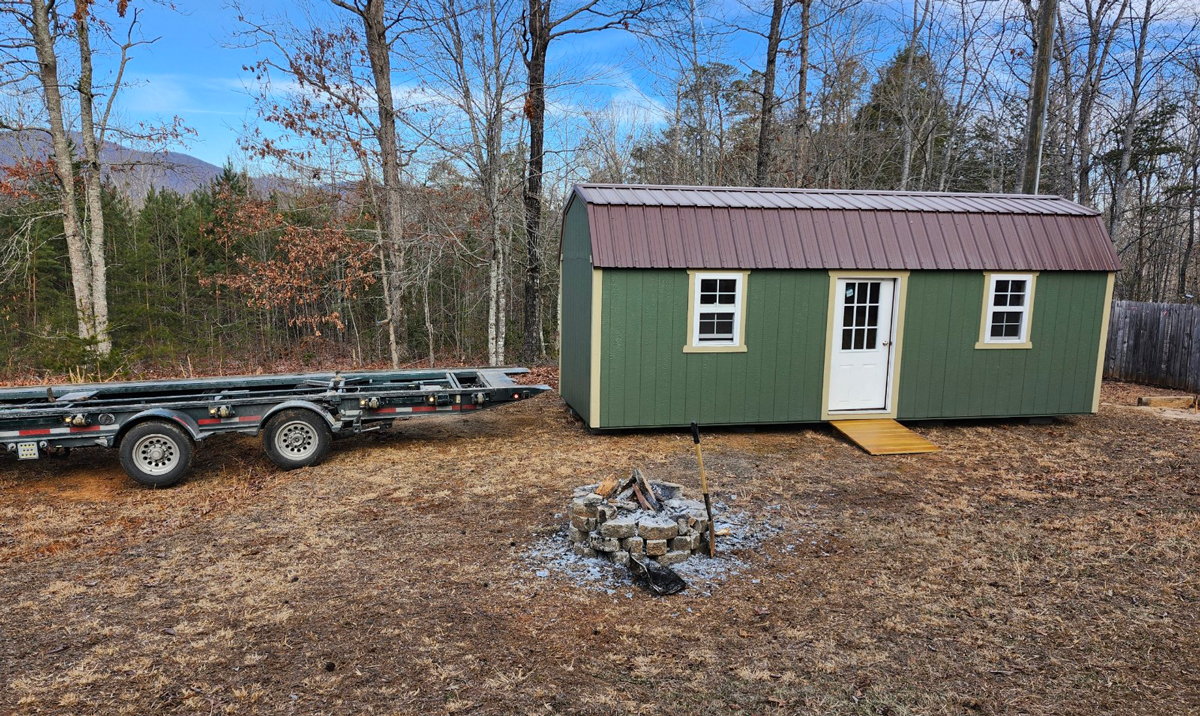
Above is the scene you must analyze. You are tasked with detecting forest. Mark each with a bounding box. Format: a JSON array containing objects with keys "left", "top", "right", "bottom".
[{"left": 0, "top": 0, "right": 1197, "bottom": 376}]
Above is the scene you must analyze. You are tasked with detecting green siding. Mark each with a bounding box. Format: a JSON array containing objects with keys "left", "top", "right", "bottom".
[
  {"left": 589, "top": 268, "right": 1109, "bottom": 428},
  {"left": 559, "top": 200, "right": 592, "bottom": 420},
  {"left": 598, "top": 270, "right": 829, "bottom": 428},
  {"left": 896, "top": 271, "right": 1109, "bottom": 419}
]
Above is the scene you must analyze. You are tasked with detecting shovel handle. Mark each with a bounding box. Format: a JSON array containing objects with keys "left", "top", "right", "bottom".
[{"left": 690, "top": 421, "right": 701, "bottom": 444}]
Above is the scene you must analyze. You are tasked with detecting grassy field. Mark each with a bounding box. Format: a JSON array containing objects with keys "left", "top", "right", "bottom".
[{"left": 1, "top": 380, "right": 1197, "bottom": 715}]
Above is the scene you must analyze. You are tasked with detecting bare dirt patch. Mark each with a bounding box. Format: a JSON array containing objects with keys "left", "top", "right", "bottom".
[{"left": 1, "top": 381, "right": 1197, "bottom": 715}]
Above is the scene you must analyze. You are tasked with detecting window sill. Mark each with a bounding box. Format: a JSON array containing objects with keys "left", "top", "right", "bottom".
[
  {"left": 975, "top": 341, "right": 1033, "bottom": 350},
  {"left": 683, "top": 344, "right": 748, "bottom": 354}
]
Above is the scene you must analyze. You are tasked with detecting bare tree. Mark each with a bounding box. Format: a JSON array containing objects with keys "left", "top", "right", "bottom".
[
  {"left": 754, "top": 0, "right": 785, "bottom": 186},
  {"left": 409, "top": 0, "right": 523, "bottom": 365},
  {"left": 0, "top": 0, "right": 161, "bottom": 356},
  {"left": 520, "top": 0, "right": 659, "bottom": 361}
]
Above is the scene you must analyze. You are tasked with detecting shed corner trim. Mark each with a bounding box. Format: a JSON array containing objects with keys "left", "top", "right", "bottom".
[
  {"left": 1091, "top": 272, "right": 1116, "bottom": 413},
  {"left": 589, "top": 268, "right": 603, "bottom": 428}
]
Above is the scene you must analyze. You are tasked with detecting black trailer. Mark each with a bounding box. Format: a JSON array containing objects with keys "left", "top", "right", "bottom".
[{"left": 0, "top": 368, "right": 550, "bottom": 487}]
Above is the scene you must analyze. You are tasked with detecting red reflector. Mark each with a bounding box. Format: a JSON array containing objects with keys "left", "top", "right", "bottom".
[{"left": 513, "top": 393, "right": 519, "bottom": 400}]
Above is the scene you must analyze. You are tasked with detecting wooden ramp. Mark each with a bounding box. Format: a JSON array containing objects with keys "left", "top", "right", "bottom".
[{"left": 830, "top": 419, "right": 940, "bottom": 455}]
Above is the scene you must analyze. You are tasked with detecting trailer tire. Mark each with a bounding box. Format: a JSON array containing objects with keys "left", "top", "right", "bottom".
[
  {"left": 262, "top": 409, "right": 332, "bottom": 470},
  {"left": 119, "top": 421, "right": 194, "bottom": 487}
]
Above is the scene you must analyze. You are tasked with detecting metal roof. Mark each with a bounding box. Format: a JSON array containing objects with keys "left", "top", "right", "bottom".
[{"left": 568, "top": 184, "right": 1121, "bottom": 272}]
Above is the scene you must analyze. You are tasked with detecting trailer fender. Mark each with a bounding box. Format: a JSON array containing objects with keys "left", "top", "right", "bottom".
[
  {"left": 116, "top": 409, "right": 204, "bottom": 445},
  {"left": 260, "top": 401, "right": 342, "bottom": 433}
]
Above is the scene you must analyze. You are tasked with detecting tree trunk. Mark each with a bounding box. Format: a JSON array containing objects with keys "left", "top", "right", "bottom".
[
  {"left": 754, "top": 0, "right": 784, "bottom": 187},
  {"left": 1107, "top": 0, "right": 1152, "bottom": 240},
  {"left": 29, "top": 0, "right": 95, "bottom": 347},
  {"left": 791, "top": 0, "right": 812, "bottom": 186},
  {"left": 73, "top": 1, "right": 112, "bottom": 356},
  {"left": 522, "top": 0, "right": 550, "bottom": 362},
  {"left": 1022, "top": 0, "right": 1058, "bottom": 194},
  {"left": 1074, "top": 0, "right": 1129, "bottom": 205},
  {"left": 361, "top": 0, "right": 407, "bottom": 363}
]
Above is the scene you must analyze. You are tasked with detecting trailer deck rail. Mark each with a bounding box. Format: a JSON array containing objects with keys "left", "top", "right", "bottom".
[{"left": 1, "top": 367, "right": 550, "bottom": 486}]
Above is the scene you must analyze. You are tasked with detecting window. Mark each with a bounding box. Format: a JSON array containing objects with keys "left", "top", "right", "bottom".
[
  {"left": 978, "top": 272, "right": 1037, "bottom": 348},
  {"left": 685, "top": 271, "right": 748, "bottom": 352},
  {"left": 840, "top": 280, "right": 883, "bottom": 351}
]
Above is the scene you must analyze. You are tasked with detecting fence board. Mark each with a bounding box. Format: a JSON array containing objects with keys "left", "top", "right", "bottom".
[{"left": 1105, "top": 300, "right": 1200, "bottom": 392}]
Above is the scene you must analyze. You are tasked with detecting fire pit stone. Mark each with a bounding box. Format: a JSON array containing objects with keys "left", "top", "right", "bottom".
[{"left": 568, "top": 471, "right": 714, "bottom": 567}]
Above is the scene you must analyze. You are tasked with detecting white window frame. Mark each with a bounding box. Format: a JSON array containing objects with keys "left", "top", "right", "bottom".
[
  {"left": 977, "top": 272, "right": 1037, "bottom": 349},
  {"left": 684, "top": 270, "right": 749, "bottom": 353}
]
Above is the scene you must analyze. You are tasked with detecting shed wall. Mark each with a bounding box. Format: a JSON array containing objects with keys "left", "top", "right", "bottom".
[
  {"left": 897, "top": 271, "right": 1109, "bottom": 418},
  {"left": 594, "top": 269, "right": 1110, "bottom": 428},
  {"left": 598, "top": 270, "right": 829, "bottom": 428},
  {"left": 559, "top": 200, "right": 593, "bottom": 420}
]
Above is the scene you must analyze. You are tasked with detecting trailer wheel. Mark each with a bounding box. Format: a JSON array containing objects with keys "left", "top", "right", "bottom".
[
  {"left": 119, "top": 421, "right": 194, "bottom": 487},
  {"left": 262, "top": 409, "right": 331, "bottom": 470}
]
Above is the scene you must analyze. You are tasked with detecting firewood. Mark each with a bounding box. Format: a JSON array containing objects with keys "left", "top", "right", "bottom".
[
  {"left": 632, "top": 468, "right": 660, "bottom": 511},
  {"left": 631, "top": 483, "right": 654, "bottom": 511},
  {"left": 595, "top": 474, "right": 621, "bottom": 498}
]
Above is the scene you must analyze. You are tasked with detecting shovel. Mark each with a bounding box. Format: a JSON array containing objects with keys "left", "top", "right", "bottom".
[
  {"left": 691, "top": 421, "right": 717, "bottom": 557},
  {"left": 628, "top": 553, "right": 687, "bottom": 596}
]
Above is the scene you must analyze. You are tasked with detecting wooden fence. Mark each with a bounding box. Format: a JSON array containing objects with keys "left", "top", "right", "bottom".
[{"left": 1104, "top": 300, "right": 1200, "bottom": 392}]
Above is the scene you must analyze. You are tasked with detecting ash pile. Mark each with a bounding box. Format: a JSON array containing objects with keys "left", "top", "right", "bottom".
[{"left": 569, "top": 468, "right": 711, "bottom": 568}]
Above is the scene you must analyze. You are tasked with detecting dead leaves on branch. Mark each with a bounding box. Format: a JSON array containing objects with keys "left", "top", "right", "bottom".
[{"left": 201, "top": 187, "right": 376, "bottom": 335}]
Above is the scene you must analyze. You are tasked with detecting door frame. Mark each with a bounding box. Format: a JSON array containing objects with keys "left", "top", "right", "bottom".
[{"left": 821, "top": 270, "right": 910, "bottom": 421}]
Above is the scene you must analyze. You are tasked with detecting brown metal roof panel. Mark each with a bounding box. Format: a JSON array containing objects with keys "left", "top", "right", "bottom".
[
  {"left": 891, "top": 212, "right": 928, "bottom": 269},
  {"left": 1061, "top": 217, "right": 1095, "bottom": 270},
  {"left": 935, "top": 214, "right": 969, "bottom": 269},
  {"left": 659, "top": 206, "right": 686, "bottom": 268},
  {"left": 640, "top": 206, "right": 667, "bottom": 268},
  {"left": 965, "top": 213, "right": 1003, "bottom": 268},
  {"left": 762, "top": 210, "right": 794, "bottom": 267},
  {"left": 587, "top": 205, "right": 611, "bottom": 267}
]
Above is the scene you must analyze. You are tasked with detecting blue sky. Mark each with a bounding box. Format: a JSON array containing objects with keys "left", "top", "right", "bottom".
[{"left": 106, "top": 0, "right": 771, "bottom": 169}]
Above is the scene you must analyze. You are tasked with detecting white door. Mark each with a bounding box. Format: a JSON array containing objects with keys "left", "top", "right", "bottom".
[{"left": 828, "top": 278, "right": 896, "bottom": 412}]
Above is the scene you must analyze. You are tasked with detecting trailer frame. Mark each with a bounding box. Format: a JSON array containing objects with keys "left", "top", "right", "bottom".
[{"left": 1, "top": 367, "right": 550, "bottom": 486}]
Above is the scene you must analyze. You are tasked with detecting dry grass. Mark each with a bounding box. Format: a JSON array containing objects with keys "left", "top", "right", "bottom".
[{"left": 1, "top": 380, "right": 1198, "bottom": 715}]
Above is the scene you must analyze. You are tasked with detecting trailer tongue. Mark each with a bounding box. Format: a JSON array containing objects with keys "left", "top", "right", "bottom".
[{"left": 0, "top": 368, "right": 550, "bottom": 487}]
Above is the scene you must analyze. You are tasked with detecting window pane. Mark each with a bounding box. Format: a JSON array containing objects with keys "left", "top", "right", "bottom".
[
  {"left": 989, "top": 310, "right": 1024, "bottom": 340},
  {"left": 843, "top": 306, "right": 853, "bottom": 326},
  {"left": 857, "top": 283, "right": 869, "bottom": 304},
  {"left": 842, "top": 329, "right": 852, "bottom": 350},
  {"left": 699, "top": 291, "right": 716, "bottom": 305},
  {"left": 994, "top": 292, "right": 1009, "bottom": 307},
  {"left": 869, "top": 282, "right": 880, "bottom": 303},
  {"left": 854, "top": 328, "right": 865, "bottom": 350},
  {"left": 1009, "top": 280, "right": 1026, "bottom": 294},
  {"left": 996, "top": 279, "right": 1010, "bottom": 293},
  {"left": 845, "top": 285, "right": 855, "bottom": 300},
  {"left": 855, "top": 305, "right": 867, "bottom": 326},
  {"left": 715, "top": 316, "right": 734, "bottom": 335},
  {"left": 866, "top": 328, "right": 877, "bottom": 348},
  {"left": 867, "top": 305, "right": 879, "bottom": 327},
  {"left": 700, "top": 279, "right": 717, "bottom": 293},
  {"left": 717, "top": 292, "right": 735, "bottom": 305},
  {"left": 1008, "top": 292, "right": 1024, "bottom": 307},
  {"left": 718, "top": 279, "right": 736, "bottom": 294}
]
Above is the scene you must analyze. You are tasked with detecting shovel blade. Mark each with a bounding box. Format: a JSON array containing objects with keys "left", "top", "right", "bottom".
[{"left": 629, "top": 554, "right": 687, "bottom": 596}]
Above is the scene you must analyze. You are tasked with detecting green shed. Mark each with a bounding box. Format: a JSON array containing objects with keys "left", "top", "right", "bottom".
[{"left": 558, "top": 184, "right": 1120, "bottom": 430}]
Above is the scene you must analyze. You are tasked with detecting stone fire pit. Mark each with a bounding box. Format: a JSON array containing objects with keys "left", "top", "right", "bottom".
[{"left": 568, "top": 470, "right": 711, "bottom": 568}]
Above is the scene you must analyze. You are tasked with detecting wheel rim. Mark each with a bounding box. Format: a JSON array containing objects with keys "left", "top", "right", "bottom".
[
  {"left": 133, "top": 434, "right": 180, "bottom": 476},
  {"left": 275, "top": 420, "right": 319, "bottom": 461}
]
